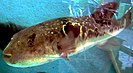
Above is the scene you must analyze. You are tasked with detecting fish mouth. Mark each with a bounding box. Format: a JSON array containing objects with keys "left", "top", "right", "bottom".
[
  {"left": 4, "top": 53, "right": 12, "bottom": 58},
  {"left": 3, "top": 53, "right": 13, "bottom": 63}
]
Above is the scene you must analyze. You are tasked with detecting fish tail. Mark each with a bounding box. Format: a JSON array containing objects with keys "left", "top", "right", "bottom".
[{"left": 119, "top": 7, "right": 132, "bottom": 28}]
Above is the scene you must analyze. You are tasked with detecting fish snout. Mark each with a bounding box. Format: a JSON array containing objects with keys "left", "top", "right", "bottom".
[{"left": 3, "top": 49, "right": 13, "bottom": 62}]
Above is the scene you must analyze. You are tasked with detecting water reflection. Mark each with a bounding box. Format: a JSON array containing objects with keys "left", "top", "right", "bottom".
[
  {"left": 119, "top": 51, "right": 133, "bottom": 70},
  {"left": 116, "top": 28, "right": 133, "bottom": 71}
]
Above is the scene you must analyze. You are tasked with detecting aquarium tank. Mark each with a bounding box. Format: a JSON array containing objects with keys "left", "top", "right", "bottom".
[{"left": 0, "top": 0, "right": 133, "bottom": 73}]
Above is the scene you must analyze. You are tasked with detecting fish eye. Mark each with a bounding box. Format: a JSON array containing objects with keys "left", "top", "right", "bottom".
[{"left": 27, "top": 33, "right": 36, "bottom": 47}]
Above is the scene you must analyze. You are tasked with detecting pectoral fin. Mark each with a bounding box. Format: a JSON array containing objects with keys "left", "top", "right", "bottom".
[{"left": 60, "top": 52, "right": 70, "bottom": 60}]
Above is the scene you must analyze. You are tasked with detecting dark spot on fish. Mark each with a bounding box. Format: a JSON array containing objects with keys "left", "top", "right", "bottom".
[
  {"left": 87, "top": 30, "right": 93, "bottom": 38},
  {"left": 102, "top": 21, "right": 107, "bottom": 24},
  {"left": 82, "top": 26, "right": 86, "bottom": 39},
  {"left": 57, "top": 44, "right": 63, "bottom": 54},
  {"left": 50, "top": 39, "right": 53, "bottom": 42},
  {"left": 27, "top": 33, "right": 36, "bottom": 47},
  {"left": 60, "top": 29, "right": 66, "bottom": 37},
  {"left": 109, "top": 29, "right": 113, "bottom": 32},
  {"left": 114, "top": 27, "right": 117, "bottom": 30},
  {"left": 120, "top": 25, "right": 124, "bottom": 28},
  {"left": 64, "top": 22, "right": 80, "bottom": 38},
  {"left": 107, "top": 21, "right": 111, "bottom": 25},
  {"left": 82, "top": 26, "right": 86, "bottom": 33},
  {"left": 94, "top": 28, "right": 99, "bottom": 37},
  {"left": 100, "top": 24, "right": 104, "bottom": 27}
]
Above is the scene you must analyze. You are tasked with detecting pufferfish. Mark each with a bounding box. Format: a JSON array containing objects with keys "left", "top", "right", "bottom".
[{"left": 3, "top": 2, "right": 132, "bottom": 67}]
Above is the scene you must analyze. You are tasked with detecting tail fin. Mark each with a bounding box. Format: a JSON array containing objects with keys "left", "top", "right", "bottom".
[{"left": 119, "top": 7, "right": 132, "bottom": 28}]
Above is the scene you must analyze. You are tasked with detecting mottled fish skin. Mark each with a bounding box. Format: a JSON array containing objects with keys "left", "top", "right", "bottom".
[
  {"left": 3, "top": 2, "right": 131, "bottom": 67},
  {"left": 91, "top": 2, "right": 119, "bottom": 23}
]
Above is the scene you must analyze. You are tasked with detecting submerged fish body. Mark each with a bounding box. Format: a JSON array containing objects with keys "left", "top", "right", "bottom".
[{"left": 3, "top": 2, "right": 132, "bottom": 67}]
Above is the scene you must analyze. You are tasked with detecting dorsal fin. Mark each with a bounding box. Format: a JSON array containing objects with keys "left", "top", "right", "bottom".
[{"left": 91, "top": 2, "right": 119, "bottom": 23}]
